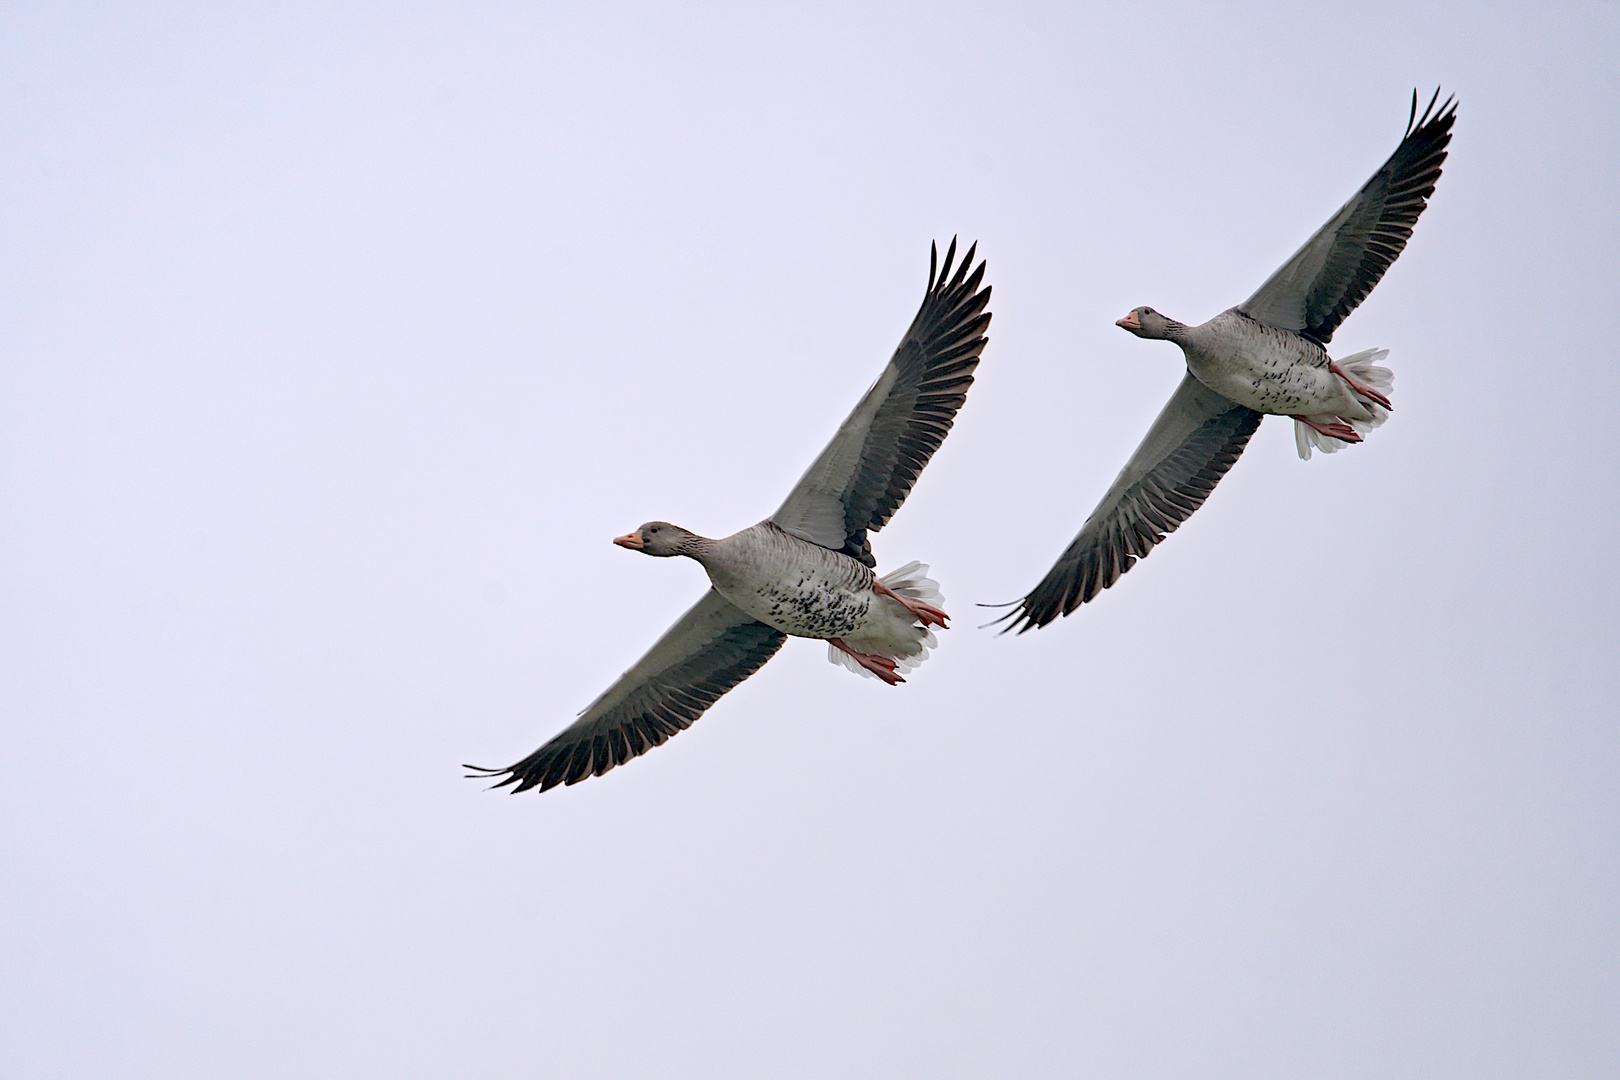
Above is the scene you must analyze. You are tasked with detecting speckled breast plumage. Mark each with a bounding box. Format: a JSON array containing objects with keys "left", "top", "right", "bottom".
[
  {"left": 701, "top": 522, "right": 877, "bottom": 641},
  {"left": 738, "top": 569, "right": 874, "bottom": 639},
  {"left": 1186, "top": 310, "right": 1337, "bottom": 416}
]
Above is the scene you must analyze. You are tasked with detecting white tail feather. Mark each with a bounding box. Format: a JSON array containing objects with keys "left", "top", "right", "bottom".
[
  {"left": 825, "top": 561, "right": 944, "bottom": 679},
  {"left": 827, "top": 627, "right": 939, "bottom": 679},
  {"left": 877, "top": 560, "right": 943, "bottom": 608},
  {"left": 1295, "top": 348, "right": 1393, "bottom": 460}
]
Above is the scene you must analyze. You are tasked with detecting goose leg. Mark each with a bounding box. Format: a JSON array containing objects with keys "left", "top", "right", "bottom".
[
  {"left": 872, "top": 579, "right": 950, "bottom": 628},
  {"left": 1329, "top": 360, "right": 1393, "bottom": 410},
  {"left": 829, "top": 638, "right": 905, "bottom": 685},
  {"left": 1291, "top": 414, "right": 1363, "bottom": 443}
]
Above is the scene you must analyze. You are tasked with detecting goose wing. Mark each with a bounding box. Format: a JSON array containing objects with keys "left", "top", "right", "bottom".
[
  {"left": 770, "top": 238, "right": 991, "bottom": 567},
  {"left": 1238, "top": 89, "right": 1457, "bottom": 345},
  {"left": 468, "top": 589, "right": 787, "bottom": 792},
  {"left": 992, "top": 374, "right": 1261, "bottom": 632}
]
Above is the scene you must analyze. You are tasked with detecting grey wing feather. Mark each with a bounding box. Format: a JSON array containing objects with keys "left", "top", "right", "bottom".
[
  {"left": 1238, "top": 89, "right": 1457, "bottom": 345},
  {"left": 771, "top": 238, "right": 992, "bottom": 567},
  {"left": 991, "top": 374, "right": 1261, "bottom": 633},
  {"left": 467, "top": 590, "right": 786, "bottom": 792}
]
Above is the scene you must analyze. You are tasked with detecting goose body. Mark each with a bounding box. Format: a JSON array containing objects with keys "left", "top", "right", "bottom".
[
  {"left": 640, "top": 520, "right": 936, "bottom": 670},
  {"left": 998, "top": 90, "right": 1454, "bottom": 632},
  {"left": 472, "top": 239, "right": 990, "bottom": 792},
  {"left": 1147, "top": 308, "right": 1378, "bottom": 422},
  {"left": 697, "top": 522, "right": 878, "bottom": 639}
]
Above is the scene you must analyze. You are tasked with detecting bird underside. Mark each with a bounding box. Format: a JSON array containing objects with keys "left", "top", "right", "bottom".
[
  {"left": 1330, "top": 357, "right": 1393, "bottom": 410},
  {"left": 1292, "top": 348, "right": 1394, "bottom": 459},
  {"left": 828, "top": 638, "right": 907, "bottom": 684},
  {"left": 873, "top": 577, "right": 949, "bottom": 628},
  {"left": 1292, "top": 413, "right": 1363, "bottom": 443},
  {"left": 824, "top": 560, "right": 944, "bottom": 684}
]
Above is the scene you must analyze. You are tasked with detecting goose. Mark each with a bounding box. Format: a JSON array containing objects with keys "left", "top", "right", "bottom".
[
  {"left": 993, "top": 90, "right": 1456, "bottom": 633},
  {"left": 469, "top": 240, "right": 990, "bottom": 792}
]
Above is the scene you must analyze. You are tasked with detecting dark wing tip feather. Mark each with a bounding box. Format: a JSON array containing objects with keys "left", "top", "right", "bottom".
[
  {"left": 840, "top": 238, "right": 992, "bottom": 544},
  {"left": 933, "top": 236, "right": 958, "bottom": 290},
  {"left": 469, "top": 618, "right": 787, "bottom": 793},
  {"left": 994, "top": 405, "right": 1262, "bottom": 634},
  {"left": 1304, "top": 88, "right": 1457, "bottom": 344},
  {"left": 1407, "top": 86, "right": 1457, "bottom": 138}
]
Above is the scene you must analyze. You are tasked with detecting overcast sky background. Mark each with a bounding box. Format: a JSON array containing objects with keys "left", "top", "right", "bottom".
[{"left": 4, "top": 3, "right": 1618, "bottom": 1078}]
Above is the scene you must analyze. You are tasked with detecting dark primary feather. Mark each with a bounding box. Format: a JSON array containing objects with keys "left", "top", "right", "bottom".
[
  {"left": 843, "top": 239, "right": 992, "bottom": 559},
  {"left": 991, "top": 375, "right": 1262, "bottom": 633},
  {"left": 476, "top": 240, "right": 991, "bottom": 793},
  {"left": 467, "top": 590, "right": 786, "bottom": 793},
  {"left": 1241, "top": 89, "right": 1457, "bottom": 345},
  {"left": 778, "top": 238, "right": 992, "bottom": 567},
  {"left": 996, "top": 92, "right": 1454, "bottom": 634}
]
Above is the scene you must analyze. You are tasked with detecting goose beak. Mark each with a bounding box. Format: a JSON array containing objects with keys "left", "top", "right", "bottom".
[
  {"left": 613, "top": 531, "right": 644, "bottom": 550},
  {"left": 1116, "top": 312, "right": 1141, "bottom": 331}
]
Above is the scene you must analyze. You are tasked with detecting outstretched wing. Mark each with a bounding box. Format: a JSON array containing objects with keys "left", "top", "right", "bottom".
[
  {"left": 991, "top": 374, "right": 1262, "bottom": 633},
  {"left": 1238, "top": 89, "right": 1457, "bottom": 345},
  {"left": 468, "top": 590, "right": 787, "bottom": 793},
  {"left": 770, "top": 238, "right": 992, "bottom": 567}
]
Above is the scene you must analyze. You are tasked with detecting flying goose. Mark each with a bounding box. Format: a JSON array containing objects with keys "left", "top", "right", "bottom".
[
  {"left": 470, "top": 240, "right": 990, "bottom": 792},
  {"left": 994, "top": 90, "right": 1456, "bottom": 633}
]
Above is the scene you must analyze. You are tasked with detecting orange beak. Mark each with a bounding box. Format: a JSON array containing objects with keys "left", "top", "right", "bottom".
[
  {"left": 612, "top": 531, "right": 644, "bottom": 550},
  {"left": 1116, "top": 311, "right": 1140, "bottom": 331}
]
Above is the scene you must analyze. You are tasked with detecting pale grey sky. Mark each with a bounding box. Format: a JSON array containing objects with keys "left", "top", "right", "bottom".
[{"left": 3, "top": 3, "right": 1617, "bottom": 1078}]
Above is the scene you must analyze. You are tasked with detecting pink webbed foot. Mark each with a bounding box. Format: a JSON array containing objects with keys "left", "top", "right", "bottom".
[
  {"left": 1291, "top": 414, "right": 1363, "bottom": 443},
  {"left": 829, "top": 638, "right": 905, "bottom": 685},
  {"left": 1329, "top": 360, "right": 1393, "bottom": 410},
  {"left": 872, "top": 579, "right": 950, "bottom": 629}
]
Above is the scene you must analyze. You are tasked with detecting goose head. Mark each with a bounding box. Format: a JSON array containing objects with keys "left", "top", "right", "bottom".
[
  {"left": 613, "top": 521, "right": 702, "bottom": 557},
  {"left": 1116, "top": 306, "right": 1181, "bottom": 340}
]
